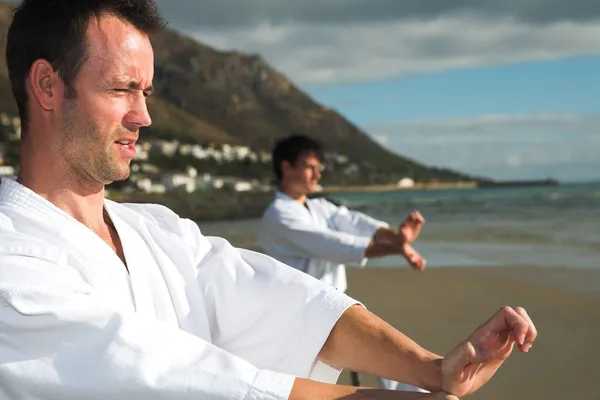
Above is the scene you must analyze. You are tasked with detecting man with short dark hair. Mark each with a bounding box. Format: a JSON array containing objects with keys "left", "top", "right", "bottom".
[
  {"left": 260, "top": 134, "right": 426, "bottom": 294},
  {"left": 0, "top": 1, "right": 536, "bottom": 399}
]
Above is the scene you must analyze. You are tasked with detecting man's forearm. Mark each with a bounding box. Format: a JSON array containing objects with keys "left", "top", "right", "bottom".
[
  {"left": 289, "top": 378, "right": 445, "bottom": 399},
  {"left": 364, "top": 241, "right": 404, "bottom": 259},
  {"left": 317, "top": 305, "right": 443, "bottom": 392}
]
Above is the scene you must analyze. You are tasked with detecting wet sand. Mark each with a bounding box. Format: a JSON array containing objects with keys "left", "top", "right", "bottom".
[{"left": 337, "top": 266, "right": 600, "bottom": 399}]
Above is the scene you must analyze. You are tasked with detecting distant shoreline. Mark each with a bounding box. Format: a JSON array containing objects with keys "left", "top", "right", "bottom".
[
  {"left": 108, "top": 178, "right": 560, "bottom": 222},
  {"left": 320, "top": 178, "right": 559, "bottom": 195},
  {"left": 320, "top": 181, "right": 478, "bottom": 195}
]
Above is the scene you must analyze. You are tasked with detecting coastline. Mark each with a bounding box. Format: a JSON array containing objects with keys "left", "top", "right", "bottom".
[
  {"left": 320, "top": 178, "right": 559, "bottom": 195},
  {"left": 319, "top": 181, "right": 478, "bottom": 195},
  {"left": 107, "top": 178, "right": 562, "bottom": 222}
]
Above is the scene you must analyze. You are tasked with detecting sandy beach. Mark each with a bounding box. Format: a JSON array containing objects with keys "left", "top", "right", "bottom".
[{"left": 337, "top": 266, "right": 600, "bottom": 399}]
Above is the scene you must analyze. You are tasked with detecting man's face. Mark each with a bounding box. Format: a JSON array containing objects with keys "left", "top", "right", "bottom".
[
  {"left": 56, "top": 14, "right": 154, "bottom": 185},
  {"left": 283, "top": 151, "right": 323, "bottom": 195}
]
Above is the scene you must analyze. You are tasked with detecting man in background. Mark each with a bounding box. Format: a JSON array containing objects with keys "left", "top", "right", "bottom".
[{"left": 258, "top": 134, "right": 428, "bottom": 391}]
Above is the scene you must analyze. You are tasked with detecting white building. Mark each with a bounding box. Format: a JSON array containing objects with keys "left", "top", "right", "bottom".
[
  {"left": 134, "top": 144, "right": 149, "bottom": 160},
  {"left": 397, "top": 178, "right": 415, "bottom": 188},
  {"left": 139, "top": 163, "right": 160, "bottom": 174},
  {"left": 0, "top": 165, "right": 16, "bottom": 177},
  {"left": 232, "top": 181, "right": 253, "bottom": 192},
  {"left": 136, "top": 178, "right": 166, "bottom": 194},
  {"left": 161, "top": 174, "right": 196, "bottom": 193},
  {"left": 234, "top": 146, "right": 251, "bottom": 160}
]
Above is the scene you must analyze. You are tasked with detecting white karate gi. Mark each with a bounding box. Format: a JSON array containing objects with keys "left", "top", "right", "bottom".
[
  {"left": 258, "top": 192, "right": 388, "bottom": 293},
  {"left": 0, "top": 177, "right": 358, "bottom": 400}
]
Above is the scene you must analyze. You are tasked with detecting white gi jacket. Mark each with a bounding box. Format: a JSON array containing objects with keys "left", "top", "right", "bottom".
[
  {"left": 0, "top": 177, "right": 358, "bottom": 400},
  {"left": 258, "top": 192, "right": 389, "bottom": 292}
]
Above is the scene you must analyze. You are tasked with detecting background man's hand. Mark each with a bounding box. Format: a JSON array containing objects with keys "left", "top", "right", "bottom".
[
  {"left": 441, "top": 306, "right": 537, "bottom": 397},
  {"left": 399, "top": 211, "right": 425, "bottom": 244},
  {"left": 373, "top": 211, "right": 427, "bottom": 270},
  {"left": 398, "top": 211, "right": 426, "bottom": 270},
  {"left": 401, "top": 243, "right": 426, "bottom": 271}
]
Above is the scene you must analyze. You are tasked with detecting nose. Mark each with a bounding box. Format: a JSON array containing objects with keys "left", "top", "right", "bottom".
[
  {"left": 135, "top": 96, "right": 152, "bottom": 128},
  {"left": 314, "top": 167, "right": 321, "bottom": 180},
  {"left": 125, "top": 93, "right": 152, "bottom": 131}
]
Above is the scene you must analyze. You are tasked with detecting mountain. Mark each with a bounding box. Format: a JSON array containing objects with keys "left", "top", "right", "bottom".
[{"left": 0, "top": 1, "right": 472, "bottom": 183}]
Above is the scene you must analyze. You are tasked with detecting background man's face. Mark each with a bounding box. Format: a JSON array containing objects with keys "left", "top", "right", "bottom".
[{"left": 284, "top": 151, "right": 323, "bottom": 194}]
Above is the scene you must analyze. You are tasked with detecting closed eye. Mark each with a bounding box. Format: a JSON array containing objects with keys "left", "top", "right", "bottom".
[{"left": 113, "top": 88, "right": 151, "bottom": 98}]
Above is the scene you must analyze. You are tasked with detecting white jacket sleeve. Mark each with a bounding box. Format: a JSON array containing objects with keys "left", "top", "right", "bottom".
[
  {"left": 325, "top": 202, "right": 389, "bottom": 237},
  {"left": 260, "top": 207, "right": 373, "bottom": 265},
  {"left": 181, "top": 221, "right": 359, "bottom": 384},
  {"left": 0, "top": 255, "right": 295, "bottom": 400}
]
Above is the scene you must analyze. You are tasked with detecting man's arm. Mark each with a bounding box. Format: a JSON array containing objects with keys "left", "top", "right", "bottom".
[
  {"left": 289, "top": 380, "right": 458, "bottom": 399},
  {"left": 368, "top": 212, "right": 427, "bottom": 270},
  {"left": 312, "top": 304, "right": 537, "bottom": 398},
  {"left": 366, "top": 232, "right": 426, "bottom": 271},
  {"left": 318, "top": 305, "right": 443, "bottom": 391},
  {"left": 326, "top": 202, "right": 390, "bottom": 237},
  {"left": 364, "top": 240, "right": 408, "bottom": 258},
  {"left": 260, "top": 210, "right": 375, "bottom": 265}
]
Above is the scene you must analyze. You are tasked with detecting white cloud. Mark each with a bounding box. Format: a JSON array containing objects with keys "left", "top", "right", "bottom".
[
  {"left": 374, "top": 134, "right": 388, "bottom": 145},
  {"left": 364, "top": 113, "right": 600, "bottom": 181},
  {"left": 158, "top": 0, "right": 600, "bottom": 29},
  {"left": 367, "top": 113, "right": 600, "bottom": 143},
  {"left": 189, "top": 16, "right": 600, "bottom": 84}
]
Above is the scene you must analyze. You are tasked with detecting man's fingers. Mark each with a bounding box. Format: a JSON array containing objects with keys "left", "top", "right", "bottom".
[
  {"left": 501, "top": 307, "right": 531, "bottom": 346},
  {"left": 514, "top": 307, "right": 537, "bottom": 351},
  {"left": 476, "top": 306, "right": 530, "bottom": 346},
  {"left": 413, "top": 211, "right": 425, "bottom": 224},
  {"left": 406, "top": 211, "right": 425, "bottom": 225},
  {"left": 402, "top": 244, "right": 426, "bottom": 271}
]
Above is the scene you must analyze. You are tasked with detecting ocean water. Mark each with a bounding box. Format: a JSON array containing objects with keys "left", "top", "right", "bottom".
[{"left": 198, "top": 182, "right": 600, "bottom": 269}]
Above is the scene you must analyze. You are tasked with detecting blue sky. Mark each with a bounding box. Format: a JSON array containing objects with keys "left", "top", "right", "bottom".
[
  {"left": 159, "top": 0, "right": 600, "bottom": 182},
  {"left": 304, "top": 56, "right": 600, "bottom": 182},
  {"left": 305, "top": 56, "right": 600, "bottom": 123}
]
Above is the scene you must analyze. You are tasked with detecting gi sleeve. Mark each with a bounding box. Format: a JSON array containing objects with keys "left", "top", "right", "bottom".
[
  {"left": 321, "top": 200, "right": 389, "bottom": 237},
  {"left": 260, "top": 205, "right": 374, "bottom": 265},
  {"left": 182, "top": 220, "right": 360, "bottom": 384}
]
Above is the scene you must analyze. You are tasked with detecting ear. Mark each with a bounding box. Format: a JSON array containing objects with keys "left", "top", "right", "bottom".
[
  {"left": 281, "top": 160, "right": 293, "bottom": 176},
  {"left": 28, "top": 59, "right": 61, "bottom": 111}
]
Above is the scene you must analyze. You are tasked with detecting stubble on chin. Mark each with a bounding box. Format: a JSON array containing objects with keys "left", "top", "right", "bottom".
[{"left": 59, "top": 102, "right": 131, "bottom": 185}]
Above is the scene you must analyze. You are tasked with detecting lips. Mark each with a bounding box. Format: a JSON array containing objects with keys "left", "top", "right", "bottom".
[
  {"left": 114, "top": 138, "right": 137, "bottom": 158},
  {"left": 115, "top": 138, "right": 136, "bottom": 146}
]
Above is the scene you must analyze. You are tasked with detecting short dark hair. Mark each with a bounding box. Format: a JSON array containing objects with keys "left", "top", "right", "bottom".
[
  {"left": 6, "top": 0, "right": 166, "bottom": 135},
  {"left": 272, "top": 134, "right": 324, "bottom": 181}
]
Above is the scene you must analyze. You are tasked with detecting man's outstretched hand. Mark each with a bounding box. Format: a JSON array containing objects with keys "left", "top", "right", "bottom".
[
  {"left": 442, "top": 306, "right": 537, "bottom": 397},
  {"left": 399, "top": 211, "right": 425, "bottom": 244},
  {"left": 398, "top": 211, "right": 426, "bottom": 270},
  {"left": 373, "top": 211, "right": 427, "bottom": 270}
]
